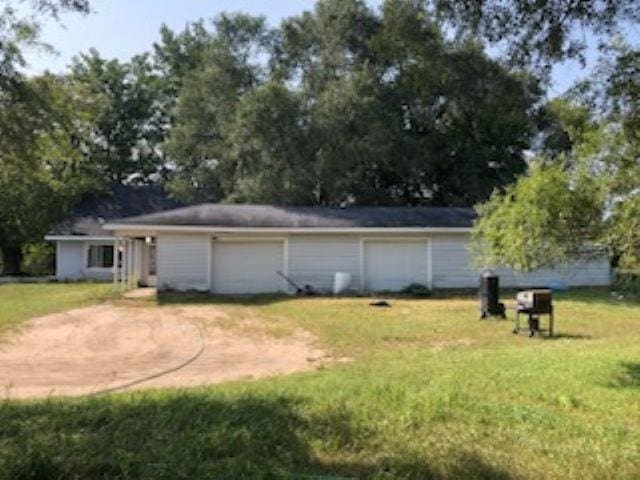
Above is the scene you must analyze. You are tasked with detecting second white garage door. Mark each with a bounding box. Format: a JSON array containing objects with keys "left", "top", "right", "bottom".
[
  {"left": 363, "top": 240, "right": 429, "bottom": 292},
  {"left": 211, "top": 240, "right": 285, "bottom": 294}
]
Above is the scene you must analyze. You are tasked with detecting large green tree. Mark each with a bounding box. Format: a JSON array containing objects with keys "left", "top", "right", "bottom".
[
  {"left": 0, "top": 0, "right": 91, "bottom": 274},
  {"left": 166, "top": 0, "right": 541, "bottom": 206},
  {"left": 0, "top": 75, "right": 97, "bottom": 274}
]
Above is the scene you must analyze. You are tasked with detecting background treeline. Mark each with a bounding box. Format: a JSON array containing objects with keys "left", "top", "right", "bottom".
[{"left": 0, "top": 0, "right": 638, "bottom": 275}]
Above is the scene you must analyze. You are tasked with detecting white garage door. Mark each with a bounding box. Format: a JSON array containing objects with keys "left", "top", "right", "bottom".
[
  {"left": 211, "top": 241, "right": 285, "bottom": 294},
  {"left": 363, "top": 240, "right": 429, "bottom": 292}
]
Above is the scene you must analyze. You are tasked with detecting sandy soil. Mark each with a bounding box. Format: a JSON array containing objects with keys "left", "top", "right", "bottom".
[{"left": 0, "top": 302, "right": 327, "bottom": 399}]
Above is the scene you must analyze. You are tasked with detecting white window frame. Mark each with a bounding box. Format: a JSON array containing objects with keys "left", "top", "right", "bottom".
[{"left": 85, "top": 242, "right": 116, "bottom": 271}]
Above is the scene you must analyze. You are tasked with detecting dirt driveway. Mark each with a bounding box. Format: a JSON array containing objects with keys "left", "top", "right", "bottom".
[{"left": 0, "top": 301, "right": 327, "bottom": 399}]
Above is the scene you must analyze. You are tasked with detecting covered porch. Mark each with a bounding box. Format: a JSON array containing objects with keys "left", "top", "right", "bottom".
[{"left": 113, "top": 236, "right": 156, "bottom": 291}]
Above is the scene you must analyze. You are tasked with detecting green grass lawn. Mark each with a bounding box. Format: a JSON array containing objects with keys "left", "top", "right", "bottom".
[
  {"left": 1, "top": 288, "right": 639, "bottom": 479},
  {"left": 0, "top": 283, "right": 115, "bottom": 339}
]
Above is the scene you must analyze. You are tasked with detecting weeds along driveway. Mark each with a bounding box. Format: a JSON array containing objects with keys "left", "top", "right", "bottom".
[{"left": 0, "top": 301, "right": 326, "bottom": 399}]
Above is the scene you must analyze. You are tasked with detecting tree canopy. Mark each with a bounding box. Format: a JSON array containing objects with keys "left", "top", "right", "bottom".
[
  {"left": 165, "top": 0, "right": 542, "bottom": 206},
  {"left": 70, "top": 50, "right": 167, "bottom": 183},
  {"left": 472, "top": 161, "right": 606, "bottom": 271},
  {"left": 431, "top": 0, "right": 640, "bottom": 72},
  {"left": 0, "top": 74, "right": 98, "bottom": 274}
]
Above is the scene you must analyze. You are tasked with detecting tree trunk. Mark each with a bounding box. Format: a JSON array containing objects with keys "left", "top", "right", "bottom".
[{"left": 0, "top": 246, "right": 23, "bottom": 276}]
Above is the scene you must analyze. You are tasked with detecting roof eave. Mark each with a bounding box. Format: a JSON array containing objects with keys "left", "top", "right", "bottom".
[
  {"left": 103, "top": 223, "right": 473, "bottom": 234},
  {"left": 45, "top": 235, "right": 115, "bottom": 241}
]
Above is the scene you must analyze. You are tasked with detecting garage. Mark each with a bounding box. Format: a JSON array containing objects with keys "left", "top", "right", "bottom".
[
  {"left": 211, "top": 240, "right": 285, "bottom": 294},
  {"left": 363, "top": 239, "right": 430, "bottom": 291}
]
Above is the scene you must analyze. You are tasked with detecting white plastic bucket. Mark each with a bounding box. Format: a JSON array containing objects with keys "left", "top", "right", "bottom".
[{"left": 333, "top": 272, "right": 352, "bottom": 294}]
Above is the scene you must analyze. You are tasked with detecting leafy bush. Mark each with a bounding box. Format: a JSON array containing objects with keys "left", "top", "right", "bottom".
[
  {"left": 400, "top": 283, "right": 433, "bottom": 297},
  {"left": 21, "top": 243, "right": 55, "bottom": 276},
  {"left": 613, "top": 270, "right": 640, "bottom": 296}
]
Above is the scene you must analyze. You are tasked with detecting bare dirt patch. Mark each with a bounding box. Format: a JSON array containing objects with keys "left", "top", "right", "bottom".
[{"left": 0, "top": 303, "right": 326, "bottom": 399}]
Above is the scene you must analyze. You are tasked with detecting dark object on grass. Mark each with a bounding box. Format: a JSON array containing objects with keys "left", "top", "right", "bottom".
[
  {"left": 370, "top": 300, "right": 391, "bottom": 307},
  {"left": 479, "top": 270, "right": 506, "bottom": 319},
  {"left": 513, "top": 289, "right": 554, "bottom": 337},
  {"left": 276, "top": 271, "right": 315, "bottom": 295}
]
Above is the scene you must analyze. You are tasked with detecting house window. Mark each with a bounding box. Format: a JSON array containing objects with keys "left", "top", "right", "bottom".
[{"left": 87, "top": 245, "right": 114, "bottom": 269}]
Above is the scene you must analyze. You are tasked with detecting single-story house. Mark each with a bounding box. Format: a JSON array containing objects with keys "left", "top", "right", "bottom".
[
  {"left": 44, "top": 184, "right": 181, "bottom": 285},
  {"left": 76, "top": 203, "right": 612, "bottom": 294}
]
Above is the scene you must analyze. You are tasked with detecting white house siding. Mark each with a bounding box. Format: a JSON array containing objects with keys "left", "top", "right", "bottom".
[
  {"left": 494, "top": 261, "right": 611, "bottom": 287},
  {"left": 56, "top": 241, "right": 84, "bottom": 279},
  {"left": 156, "top": 234, "right": 209, "bottom": 291},
  {"left": 431, "top": 233, "right": 611, "bottom": 288},
  {"left": 288, "top": 235, "right": 360, "bottom": 292},
  {"left": 55, "top": 240, "right": 113, "bottom": 281},
  {"left": 148, "top": 231, "right": 610, "bottom": 293},
  {"left": 430, "top": 234, "right": 478, "bottom": 288}
]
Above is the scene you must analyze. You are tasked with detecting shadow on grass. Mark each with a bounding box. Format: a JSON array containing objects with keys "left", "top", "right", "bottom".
[
  {"left": 155, "top": 291, "right": 441, "bottom": 307},
  {"left": 540, "top": 333, "right": 593, "bottom": 341},
  {"left": 0, "top": 392, "right": 513, "bottom": 480},
  {"left": 153, "top": 287, "right": 632, "bottom": 308},
  {"left": 609, "top": 362, "right": 640, "bottom": 389},
  {"left": 156, "top": 291, "right": 301, "bottom": 306}
]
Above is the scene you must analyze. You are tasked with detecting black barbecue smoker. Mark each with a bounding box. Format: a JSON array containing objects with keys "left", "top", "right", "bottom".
[{"left": 479, "top": 270, "right": 506, "bottom": 319}]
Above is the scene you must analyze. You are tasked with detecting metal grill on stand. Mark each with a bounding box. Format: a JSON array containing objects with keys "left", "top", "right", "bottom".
[{"left": 514, "top": 290, "right": 554, "bottom": 337}]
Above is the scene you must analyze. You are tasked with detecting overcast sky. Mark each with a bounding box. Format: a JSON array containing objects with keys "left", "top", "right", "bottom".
[{"left": 23, "top": 0, "right": 640, "bottom": 96}]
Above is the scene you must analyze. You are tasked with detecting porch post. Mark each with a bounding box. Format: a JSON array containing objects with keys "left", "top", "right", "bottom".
[
  {"left": 113, "top": 237, "right": 119, "bottom": 288},
  {"left": 121, "top": 239, "right": 127, "bottom": 291},
  {"left": 125, "top": 238, "right": 130, "bottom": 290},
  {"left": 128, "top": 238, "right": 134, "bottom": 290},
  {"left": 134, "top": 240, "right": 142, "bottom": 286}
]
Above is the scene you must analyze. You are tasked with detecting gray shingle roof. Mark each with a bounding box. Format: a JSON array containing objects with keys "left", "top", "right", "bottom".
[
  {"left": 50, "top": 184, "right": 183, "bottom": 236},
  {"left": 113, "top": 204, "right": 475, "bottom": 229}
]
